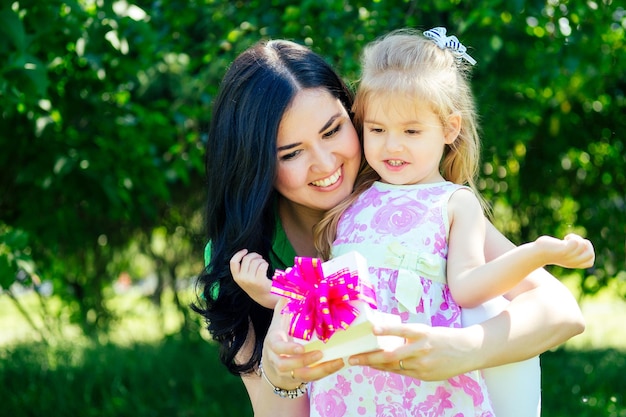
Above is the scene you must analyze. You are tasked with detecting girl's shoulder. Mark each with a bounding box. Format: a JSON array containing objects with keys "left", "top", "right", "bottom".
[{"left": 447, "top": 186, "right": 484, "bottom": 218}]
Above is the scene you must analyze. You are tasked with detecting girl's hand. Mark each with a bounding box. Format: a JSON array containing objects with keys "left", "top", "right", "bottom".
[
  {"left": 535, "top": 233, "right": 595, "bottom": 269},
  {"left": 230, "top": 249, "right": 280, "bottom": 309},
  {"left": 347, "top": 323, "right": 480, "bottom": 381}
]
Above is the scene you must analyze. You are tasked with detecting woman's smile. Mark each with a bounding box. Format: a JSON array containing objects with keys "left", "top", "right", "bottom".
[{"left": 311, "top": 167, "right": 342, "bottom": 188}]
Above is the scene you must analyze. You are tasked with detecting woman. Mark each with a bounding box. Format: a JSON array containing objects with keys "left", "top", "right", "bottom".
[{"left": 193, "top": 38, "right": 585, "bottom": 417}]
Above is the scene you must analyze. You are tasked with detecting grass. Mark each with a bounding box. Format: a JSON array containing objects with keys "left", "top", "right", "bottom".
[
  {"left": 0, "top": 337, "right": 251, "bottom": 417},
  {"left": 0, "top": 281, "right": 624, "bottom": 417},
  {"left": 541, "top": 348, "right": 625, "bottom": 417}
]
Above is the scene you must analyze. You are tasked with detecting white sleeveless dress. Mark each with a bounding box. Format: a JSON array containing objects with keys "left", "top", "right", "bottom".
[{"left": 310, "top": 181, "right": 496, "bottom": 417}]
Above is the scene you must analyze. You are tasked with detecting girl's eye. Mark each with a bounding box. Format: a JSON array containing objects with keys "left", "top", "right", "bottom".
[
  {"left": 280, "top": 149, "right": 301, "bottom": 161},
  {"left": 322, "top": 124, "right": 341, "bottom": 138},
  {"left": 369, "top": 127, "right": 384, "bottom": 133},
  {"left": 406, "top": 129, "right": 421, "bottom": 135}
]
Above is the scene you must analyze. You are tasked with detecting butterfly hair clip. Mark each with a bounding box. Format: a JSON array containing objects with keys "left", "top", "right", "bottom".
[{"left": 423, "top": 27, "right": 477, "bottom": 65}]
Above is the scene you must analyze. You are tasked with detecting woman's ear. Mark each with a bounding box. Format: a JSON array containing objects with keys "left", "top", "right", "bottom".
[{"left": 444, "top": 112, "right": 462, "bottom": 144}]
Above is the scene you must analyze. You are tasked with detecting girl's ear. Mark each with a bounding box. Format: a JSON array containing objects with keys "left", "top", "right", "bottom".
[{"left": 444, "top": 112, "right": 462, "bottom": 144}]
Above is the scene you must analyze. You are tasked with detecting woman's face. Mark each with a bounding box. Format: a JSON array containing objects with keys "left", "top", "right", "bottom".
[{"left": 274, "top": 88, "right": 361, "bottom": 213}]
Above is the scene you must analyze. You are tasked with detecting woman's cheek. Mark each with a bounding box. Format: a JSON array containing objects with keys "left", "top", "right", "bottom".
[{"left": 275, "top": 160, "right": 307, "bottom": 191}]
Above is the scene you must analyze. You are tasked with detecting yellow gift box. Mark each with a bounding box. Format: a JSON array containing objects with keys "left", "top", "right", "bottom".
[{"left": 271, "top": 251, "right": 403, "bottom": 363}]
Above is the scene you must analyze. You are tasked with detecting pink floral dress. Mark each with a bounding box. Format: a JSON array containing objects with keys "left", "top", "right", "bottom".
[{"left": 309, "top": 181, "right": 495, "bottom": 417}]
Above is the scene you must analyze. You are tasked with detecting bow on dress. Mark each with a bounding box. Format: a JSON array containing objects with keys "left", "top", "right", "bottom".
[
  {"left": 271, "top": 257, "right": 377, "bottom": 342},
  {"left": 385, "top": 241, "right": 445, "bottom": 313}
]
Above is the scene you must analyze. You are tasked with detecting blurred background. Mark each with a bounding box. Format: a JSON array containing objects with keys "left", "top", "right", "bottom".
[{"left": 0, "top": 0, "right": 624, "bottom": 416}]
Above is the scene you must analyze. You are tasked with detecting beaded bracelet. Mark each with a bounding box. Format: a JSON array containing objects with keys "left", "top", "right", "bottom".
[{"left": 258, "top": 361, "right": 308, "bottom": 399}]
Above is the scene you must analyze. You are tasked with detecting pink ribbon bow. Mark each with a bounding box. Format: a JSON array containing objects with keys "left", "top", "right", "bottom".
[{"left": 271, "top": 257, "right": 377, "bottom": 343}]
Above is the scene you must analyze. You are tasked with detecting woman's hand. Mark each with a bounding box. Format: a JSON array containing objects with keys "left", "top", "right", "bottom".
[
  {"left": 241, "top": 298, "right": 345, "bottom": 417},
  {"left": 261, "top": 298, "right": 346, "bottom": 388},
  {"left": 347, "top": 323, "right": 481, "bottom": 381},
  {"left": 230, "top": 249, "right": 280, "bottom": 309}
]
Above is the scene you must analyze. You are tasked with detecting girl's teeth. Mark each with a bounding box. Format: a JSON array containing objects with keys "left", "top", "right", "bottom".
[{"left": 388, "top": 160, "right": 404, "bottom": 166}]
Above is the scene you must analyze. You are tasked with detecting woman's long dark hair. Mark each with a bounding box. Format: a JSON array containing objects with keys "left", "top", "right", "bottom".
[{"left": 192, "top": 40, "right": 354, "bottom": 375}]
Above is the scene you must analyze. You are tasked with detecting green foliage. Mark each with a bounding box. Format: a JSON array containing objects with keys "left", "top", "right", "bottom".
[
  {"left": 0, "top": 224, "right": 35, "bottom": 290},
  {"left": 471, "top": 1, "right": 626, "bottom": 298},
  {"left": 0, "top": 1, "right": 207, "bottom": 334},
  {"left": 0, "top": 0, "right": 623, "bottom": 339}
]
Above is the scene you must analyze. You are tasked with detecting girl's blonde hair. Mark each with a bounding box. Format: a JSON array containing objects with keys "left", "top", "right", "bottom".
[{"left": 315, "top": 28, "right": 489, "bottom": 260}]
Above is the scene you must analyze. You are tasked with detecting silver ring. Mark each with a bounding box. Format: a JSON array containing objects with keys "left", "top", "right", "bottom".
[
  {"left": 399, "top": 359, "right": 405, "bottom": 370},
  {"left": 290, "top": 370, "right": 295, "bottom": 379}
]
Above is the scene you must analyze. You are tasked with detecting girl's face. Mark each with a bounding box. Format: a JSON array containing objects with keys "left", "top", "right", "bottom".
[
  {"left": 363, "top": 96, "right": 459, "bottom": 185},
  {"left": 275, "top": 88, "right": 361, "bottom": 213}
]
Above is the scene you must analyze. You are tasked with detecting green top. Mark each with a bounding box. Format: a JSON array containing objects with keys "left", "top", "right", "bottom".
[
  {"left": 266, "top": 210, "right": 298, "bottom": 270},
  {"left": 204, "top": 209, "right": 296, "bottom": 299}
]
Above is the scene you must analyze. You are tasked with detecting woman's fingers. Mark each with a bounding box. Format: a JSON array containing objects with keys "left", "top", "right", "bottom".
[
  {"left": 347, "top": 322, "right": 427, "bottom": 366},
  {"left": 348, "top": 323, "right": 479, "bottom": 381},
  {"left": 263, "top": 326, "right": 344, "bottom": 384},
  {"left": 294, "top": 358, "right": 345, "bottom": 382}
]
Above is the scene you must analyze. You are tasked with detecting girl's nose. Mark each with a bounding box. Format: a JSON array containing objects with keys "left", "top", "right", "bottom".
[{"left": 384, "top": 133, "right": 404, "bottom": 152}]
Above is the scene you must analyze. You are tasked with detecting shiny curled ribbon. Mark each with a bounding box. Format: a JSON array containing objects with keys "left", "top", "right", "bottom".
[
  {"left": 271, "top": 257, "right": 377, "bottom": 343},
  {"left": 423, "top": 27, "right": 477, "bottom": 65}
]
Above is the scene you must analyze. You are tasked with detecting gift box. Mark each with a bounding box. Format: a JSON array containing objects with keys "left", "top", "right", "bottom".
[{"left": 271, "top": 251, "right": 403, "bottom": 363}]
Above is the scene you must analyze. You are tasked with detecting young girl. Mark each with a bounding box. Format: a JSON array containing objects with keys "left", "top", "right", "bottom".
[{"left": 310, "top": 28, "right": 594, "bottom": 416}]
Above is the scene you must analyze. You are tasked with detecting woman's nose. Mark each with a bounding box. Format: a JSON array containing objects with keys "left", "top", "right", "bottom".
[{"left": 310, "top": 144, "right": 336, "bottom": 173}]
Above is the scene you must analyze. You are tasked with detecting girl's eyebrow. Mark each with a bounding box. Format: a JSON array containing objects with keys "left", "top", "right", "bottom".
[
  {"left": 277, "top": 113, "right": 342, "bottom": 152},
  {"left": 364, "top": 119, "right": 423, "bottom": 125}
]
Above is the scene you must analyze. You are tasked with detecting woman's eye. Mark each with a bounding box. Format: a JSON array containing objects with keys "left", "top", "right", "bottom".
[
  {"left": 280, "top": 149, "right": 301, "bottom": 161},
  {"left": 322, "top": 124, "right": 341, "bottom": 138}
]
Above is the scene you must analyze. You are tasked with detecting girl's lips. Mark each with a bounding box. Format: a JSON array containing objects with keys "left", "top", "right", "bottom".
[
  {"left": 384, "top": 159, "right": 408, "bottom": 171},
  {"left": 385, "top": 159, "right": 407, "bottom": 167}
]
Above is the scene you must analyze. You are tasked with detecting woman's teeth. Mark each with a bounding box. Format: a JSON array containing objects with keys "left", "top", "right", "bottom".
[{"left": 312, "top": 169, "right": 341, "bottom": 187}]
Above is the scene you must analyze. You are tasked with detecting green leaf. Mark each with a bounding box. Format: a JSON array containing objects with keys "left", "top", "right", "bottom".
[
  {"left": 0, "top": 9, "right": 26, "bottom": 52},
  {"left": 20, "top": 54, "right": 49, "bottom": 96},
  {"left": 0, "top": 254, "right": 15, "bottom": 289},
  {"left": 2, "top": 228, "right": 29, "bottom": 249}
]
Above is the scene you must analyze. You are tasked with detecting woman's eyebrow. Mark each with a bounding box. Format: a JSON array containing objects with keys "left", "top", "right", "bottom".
[
  {"left": 277, "top": 113, "right": 343, "bottom": 151},
  {"left": 318, "top": 113, "right": 341, "bottom": 134},
  {"left": 277, "top": 142, "right": 300, "bottom": 152}
]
